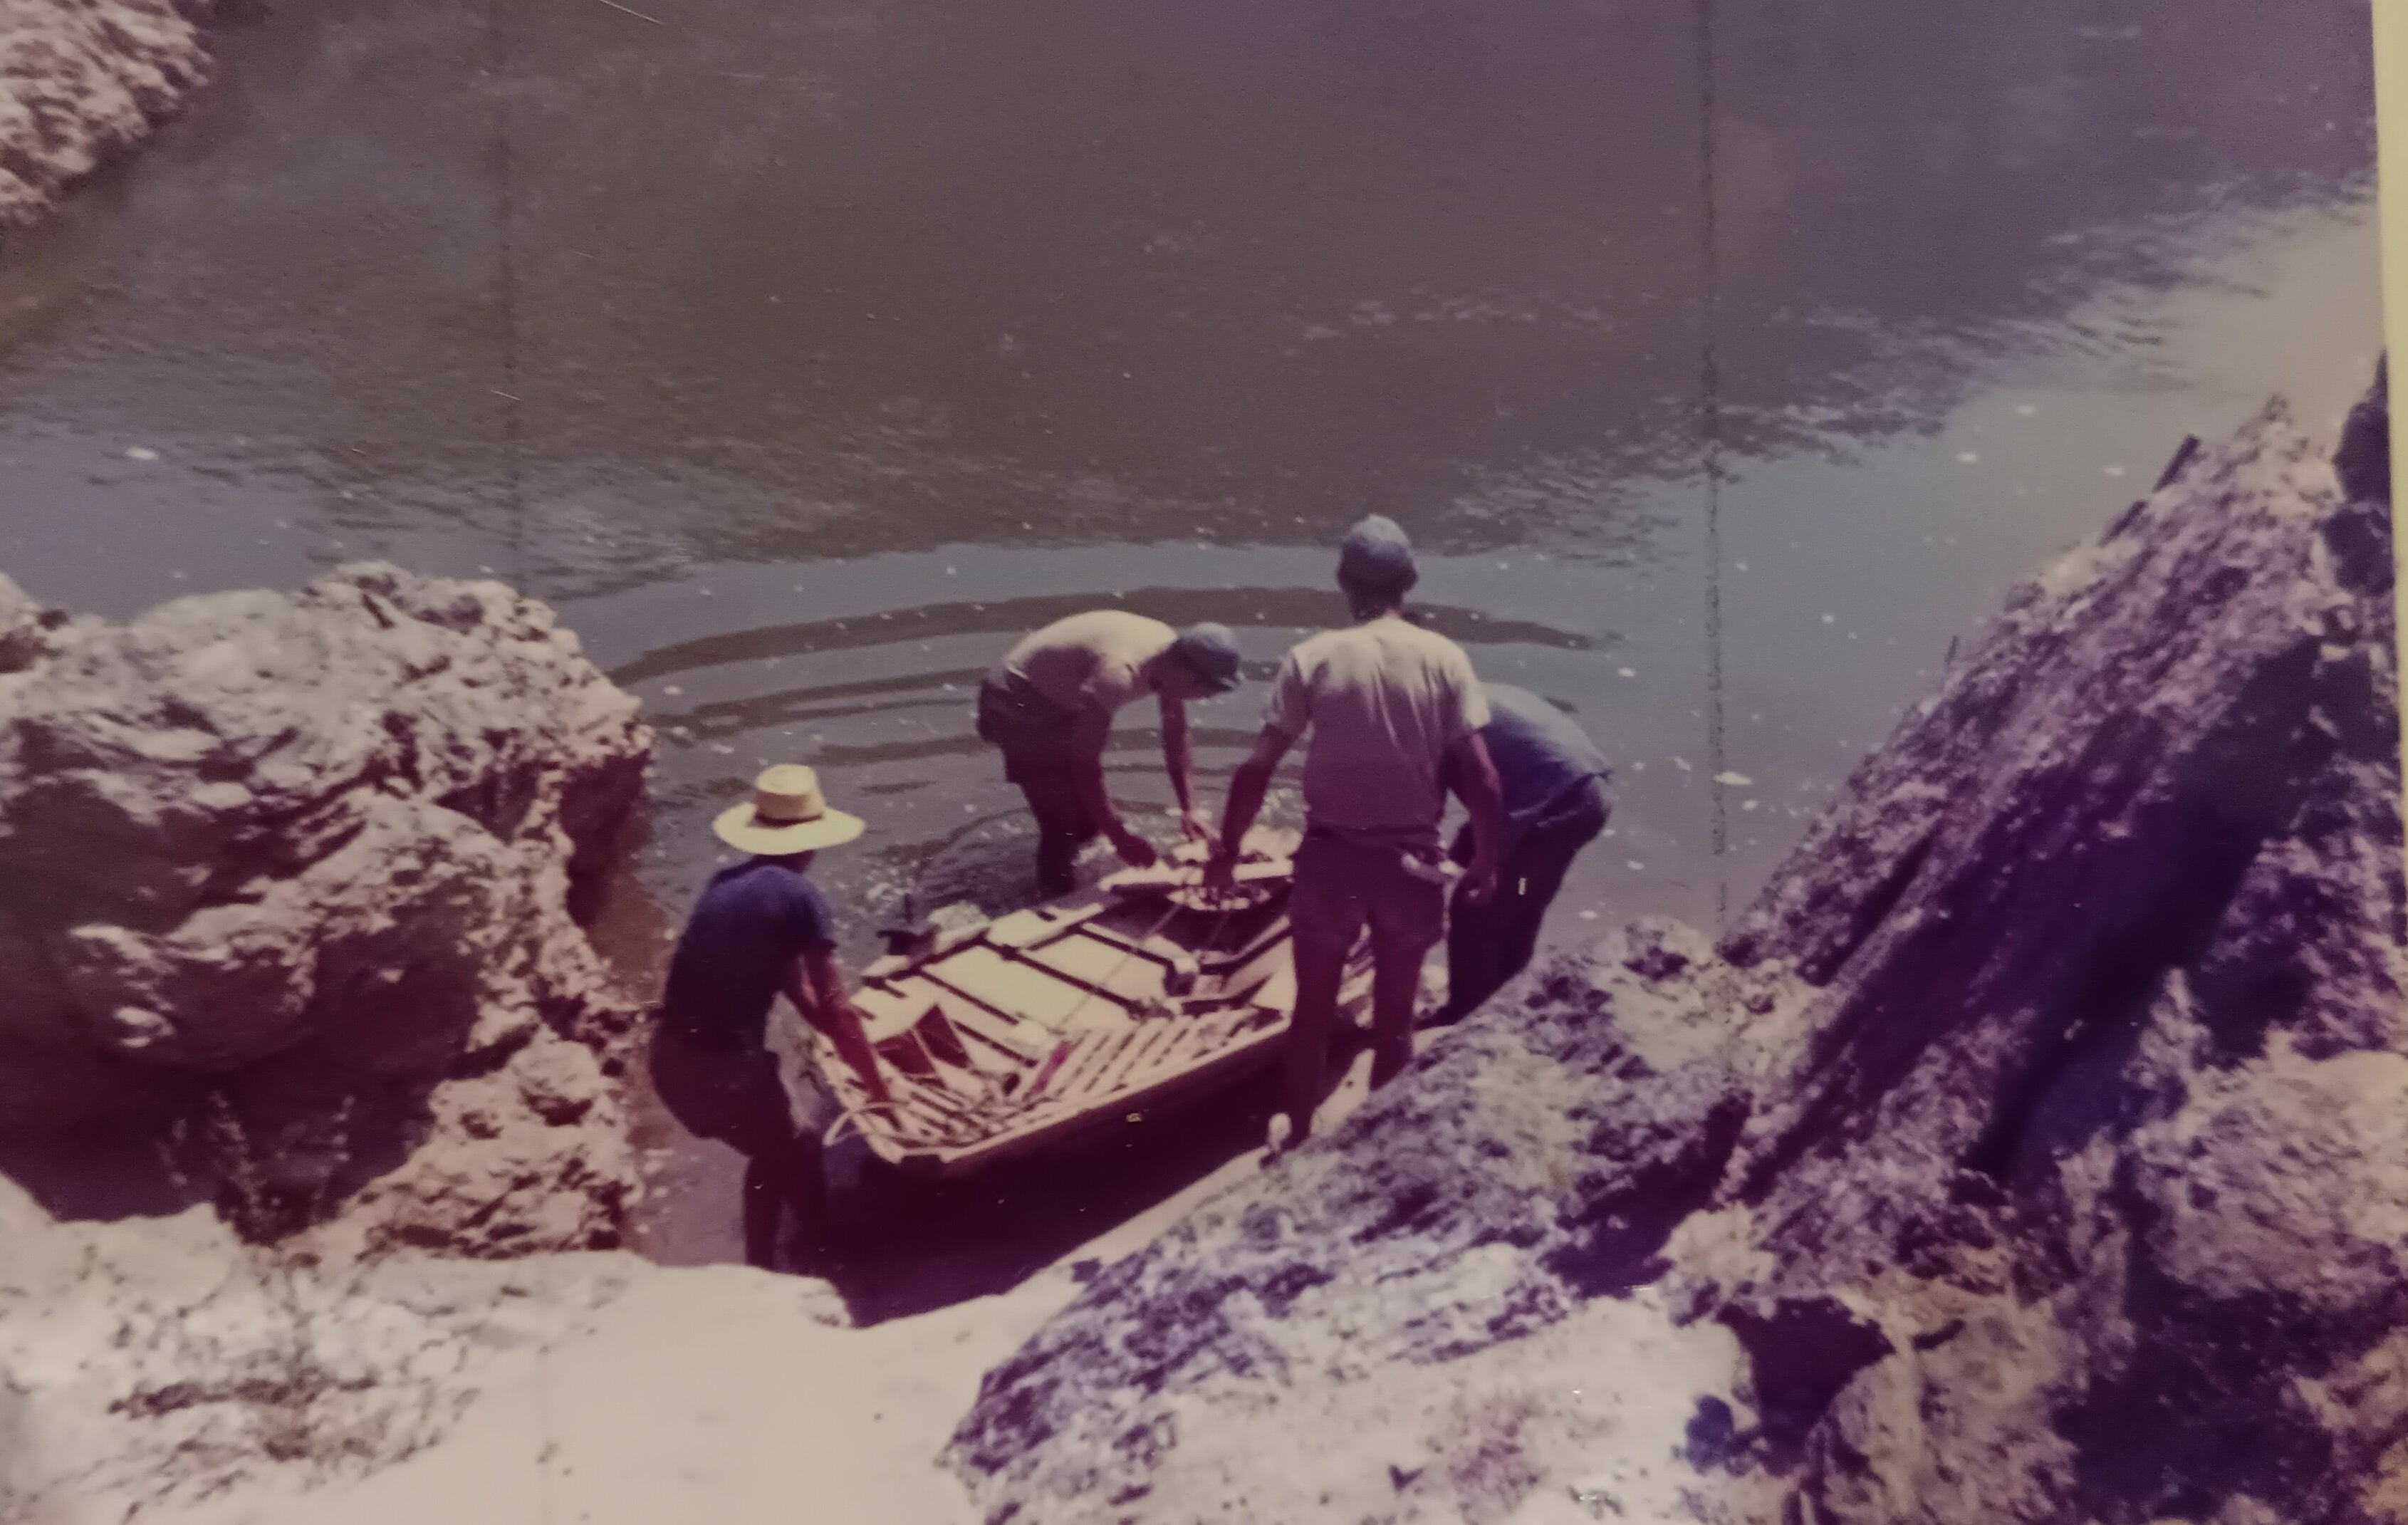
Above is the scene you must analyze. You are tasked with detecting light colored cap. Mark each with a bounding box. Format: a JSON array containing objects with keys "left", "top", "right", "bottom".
[
  {"left": 1337, "top": 514, "right": 1417, "bottom": 598},
  {"left": 712, "top": 765, "right": 866, "bottom": 855}
]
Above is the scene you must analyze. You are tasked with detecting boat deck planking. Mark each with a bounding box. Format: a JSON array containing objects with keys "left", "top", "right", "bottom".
[{"left": 806, "top": 831, "right": 1371, "bottom": 1175}]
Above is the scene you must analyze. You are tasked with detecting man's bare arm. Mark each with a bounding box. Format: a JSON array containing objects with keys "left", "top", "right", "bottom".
[
  {"left": 1159, "top": 694, "right": 1210, "bottom": 840},
  {"left": 1070, "top": 707, "right": 1157, "bottom": 868},
  {"left": 790, "top": 947, "right": 892, "bottom": 1105},
  {"left": 1445, "top": 731, "right": 1506, "bottom": 904},
  {"left": 1211, "top": 726, "right": 1295, "bottom": 882}
]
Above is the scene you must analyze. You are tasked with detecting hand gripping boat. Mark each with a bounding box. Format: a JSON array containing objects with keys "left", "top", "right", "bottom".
[{"left": 810, "top": 828, "right": 1372, "bottom": 1177}]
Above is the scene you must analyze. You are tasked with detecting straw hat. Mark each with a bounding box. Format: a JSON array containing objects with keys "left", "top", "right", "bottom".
[{"left": 712, "top": 765, "right": 865, "bottom": 855}]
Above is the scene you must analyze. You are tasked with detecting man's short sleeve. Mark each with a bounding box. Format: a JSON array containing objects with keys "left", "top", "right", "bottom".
[
  {"left": 1442, "top": 644, "right": 1490, "bottom": 742},
  {"left": 1261, "top": 648, "right": 1311, "bottom": 739},
  {"left": 783, "top": 873, "right": 838, "bottom": 957},
  {"left": 1454, "top": 665, "right": 1493, "bottom": 737}
]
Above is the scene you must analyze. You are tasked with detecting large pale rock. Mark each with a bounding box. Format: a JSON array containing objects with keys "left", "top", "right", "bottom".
[
  {"left": 0, "top": 1172, "right": 647, "bottom": 1523},
  {"left": 947, "top": 368, "right": 2406, "bottom": 1525},
  {"left": 0, "top": 570, "right": 75, "bottom": 672},
  {"left": 0, "top": 0, "right": 217, "bottom": 228},
  {"left": 1674, "top": 383, "right": 2407, "bottom": 1525},
  {"left": 0, "top": 563, "right": 651, "bottom": 1252}
]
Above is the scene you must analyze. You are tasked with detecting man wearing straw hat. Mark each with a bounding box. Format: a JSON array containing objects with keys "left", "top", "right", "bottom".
[
  {"left": 976, "top": 612, "right": 1247, "bottom": 898},
  {"left": 1209, "top": 515, "right": 1504, "bottom": 1154},
  {"left": 651, "top": 764, "right": 892, "bottom": 1272}
]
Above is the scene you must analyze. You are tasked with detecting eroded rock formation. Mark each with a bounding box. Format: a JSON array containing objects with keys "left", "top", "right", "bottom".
[
  {"left": 946, "top": 369, "right": 2403, "bottom": 1525},
  {"left": 0, "top": 563, "right": 651, "bottom": 1253},
  {"left": 0, "top": 0, "right": 221, "bottom": 229},
  {"left": 1682, "top": 392, "right": 2405, "bottom": 1522}
]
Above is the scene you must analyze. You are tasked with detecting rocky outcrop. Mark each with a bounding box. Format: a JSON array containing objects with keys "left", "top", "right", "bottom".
[
  {"left": 942, "top": 915, "right": 1798, "bottom": 1525},
  {"left": 1677, "top": 390, "right": 2405, "bottom": 1522},
  {"left": 0, "top": 563, "right": 651, "bottom": 1254},
  {"left": 0, "top": 0, "right": 220, "bottom": 230},
  {"left": 946, "top": 369, "right": 2403, "bottom": 1525}
]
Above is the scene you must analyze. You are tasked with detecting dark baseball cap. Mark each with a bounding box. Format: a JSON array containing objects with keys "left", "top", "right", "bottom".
[{"left": 1168, "top": 623, "right": 1244, "bottom": 693}]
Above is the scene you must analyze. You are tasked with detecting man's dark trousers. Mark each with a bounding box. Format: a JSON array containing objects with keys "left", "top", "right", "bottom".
[
  {"left": 1440, "top": 776, "right": 1610, "bottom": 1021},
  {"left": 976, "top": 670, "right": 1099, "bottom": 898}
]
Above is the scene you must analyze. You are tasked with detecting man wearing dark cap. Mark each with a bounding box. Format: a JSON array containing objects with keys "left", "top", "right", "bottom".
[
  {"left": 1435, "top": 683, "right": 1614, "bottom": 1023},
  {"left": 1211, "top": 516, "right": 1505, "bottom": 1152},
  {"left": 977, "top": 610, "right": 1245, "bottom": 897}
]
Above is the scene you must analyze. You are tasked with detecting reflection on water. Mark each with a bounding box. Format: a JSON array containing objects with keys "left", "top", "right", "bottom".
[{"left": 0, "top": 0, "right": 2378, "bottom": 1274}]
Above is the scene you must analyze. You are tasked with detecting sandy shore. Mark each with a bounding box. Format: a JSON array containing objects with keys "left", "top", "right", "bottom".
[
  {"left": 139, "top": 1141, "right": 1281, "bottom": 1525},
  {"left": 0, "top": 1041, "right": 1409, "bottom": 1525},
  {"left": 0, "top": 0, "right": 216, "bottom": 229}
]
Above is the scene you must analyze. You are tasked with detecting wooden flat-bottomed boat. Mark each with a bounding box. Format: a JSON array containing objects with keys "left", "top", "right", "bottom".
[{"left": 810, "top": 829, "right": 1369, "bottom": 1177}]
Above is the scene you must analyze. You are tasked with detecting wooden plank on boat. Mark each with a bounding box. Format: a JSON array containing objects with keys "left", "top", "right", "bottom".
[
  {"left": 1208, "top": 938, "right": 1291, "bottom": 1002},
  {"left": 915, "top": 1028, "right": 1286, "bottom": 1176},
  {"left": 1103, "top": 1020, "right": 1187, "bottom": 1090},
  {"left": 926, "top": 945, "right": 1093, "bottom": 1027},
  {"left": 1199, "top": 918, "right": 1289, "bottom": 973},
  {"left": 1098, "top": 859, "right": 1288, "bottom": 898},
  {"left": 1028, "top": 1032, "right": 1093, "bottom": 1098},
  {"left": 1120, "top": 1022, "right": 1212, "bottom": 1089},
  {"left": 986, "top": 902, "right": 1107, "bottom": 951},
  {"left": 1018, "top": 935, "right": 1171, "bottom": 1004},
  {"left": 1248, "top": 962, "right": 1297, "bottom": 1016},
  {"left": 1120, "top": 1029, "right": 1228, "bottom": 1095},
  {"left": 1075, "top": 921, "right": 1201, "bottom": 975},
  {"left": 1117, "top": 1035, "right": 1277, "bottom": 1118},
  {"left": 897, "top": 1091, "right": 970, "bottom": 1135},
  {"left": 1048, "top": 1026, "right": 1132, "bottom": 1100},
  {"left": 1093, "top": 1019, "right": 1189, "bottom": 1095},
  {"left": 1191, "top": 1007, "right": 1251, "bottom": 1053},
  {"left": 852, "top": 986, "right": 936, "bottom": 1045},
  {"left": 909, "top": 984, "right": 1053, "bottom": 1064},
  {"left": 907, "top": 1061, "right": 987, "bottom": 1106},
  {"left": 922, "top": 997, "right": 1028, "bottom": 1075}
]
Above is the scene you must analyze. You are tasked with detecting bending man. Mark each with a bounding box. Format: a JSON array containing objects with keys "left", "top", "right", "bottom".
[
  {"left": 977, "top": 610, "right": 1244, "bottom": 897},
  {"left": 1211, "top": 516, "right": 1503, "bottom": 1151},
  {"left": 1435, "top": 683, "right": 1613, "bottom": 1023},
  {"left": 650, "top": 765, "right": 892, "bottom": 1272}
]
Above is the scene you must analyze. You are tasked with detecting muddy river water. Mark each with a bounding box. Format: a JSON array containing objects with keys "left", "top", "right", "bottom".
[{"left": 0, "top": 0, "right": 2380, "bottom": 1299}]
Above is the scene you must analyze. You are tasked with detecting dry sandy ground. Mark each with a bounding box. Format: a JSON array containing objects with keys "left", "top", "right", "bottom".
[
  {"left": 165, "top": 1267, "right": 1058, "bottom": 1525},
  {"left": 146, "top": 1157, "right": 1261, "bottom": 1525},
  {"left": 57, "top": 1043, "right": 1744, "bottom": 1525}
]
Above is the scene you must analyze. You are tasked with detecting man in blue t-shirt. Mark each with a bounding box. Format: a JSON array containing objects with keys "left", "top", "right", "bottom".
[
  {"left": 1436, "top": 684, "right": 1613, "bottom": 1023},
  {"left": 650, "top": 765, "right": 891, "bottom": 1271}
]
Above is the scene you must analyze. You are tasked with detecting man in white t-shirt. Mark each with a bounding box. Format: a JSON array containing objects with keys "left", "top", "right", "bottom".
[
  {"left": 1211, "top": 516, "right": 1503, "bottom": 1151},
  {"left": 976, "top": 610, "right": 1244, "bottom": 897}
]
